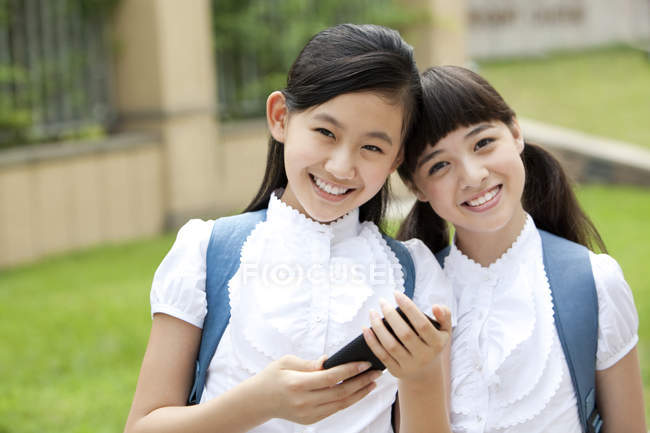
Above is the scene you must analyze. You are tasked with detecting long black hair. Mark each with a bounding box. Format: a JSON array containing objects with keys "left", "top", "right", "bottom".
[
  {"left": 397, "top": 65, "right": 606, "bottom": 253},
  {"left": 243, "top": 24, "right": 421, "bottom": 226}
]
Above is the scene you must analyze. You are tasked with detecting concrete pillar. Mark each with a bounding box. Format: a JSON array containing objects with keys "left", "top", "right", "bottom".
[
  {"left": 112, "top": 0, "right": 219, "bottom": 227},
  {"left": 404, "top": 0, "right": 467, "bottom": 69}
]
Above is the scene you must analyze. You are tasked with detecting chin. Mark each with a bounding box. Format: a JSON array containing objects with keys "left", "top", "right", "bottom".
[{"left": 303, "top": 205, "right": 345, "bottom": 223}]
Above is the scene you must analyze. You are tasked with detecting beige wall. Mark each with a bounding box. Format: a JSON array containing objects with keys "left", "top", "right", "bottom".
[
  {"left": 0, "top": 135, "right": 164, "bottom": 268},
  {"left": 112, "top": 0, "right": 219, "bottom": 228},
  {"left": 403, "top": 0, "right": 467, "bottom": 68}
]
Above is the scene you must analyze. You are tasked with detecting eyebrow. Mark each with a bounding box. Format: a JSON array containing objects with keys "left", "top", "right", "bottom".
[
  {"left": 416, "top": 123, "right": 495, "bottom": 168},
  {"left": 417, "top": 149, "right": 443, "bottom": 169},
  {"left": 465, "top": 123, "right": 493, "bottom": 139},
  {"left": 313, "top": 113, "right": 393, "bottom": 146}
]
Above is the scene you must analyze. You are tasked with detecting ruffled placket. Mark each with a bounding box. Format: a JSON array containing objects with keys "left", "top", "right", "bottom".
[{"left": 226, "top": 192, "right": 406, "bottom": 376}]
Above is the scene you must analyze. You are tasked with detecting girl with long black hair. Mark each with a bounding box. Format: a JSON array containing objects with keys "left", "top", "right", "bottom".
[
  {"left": 398, "top": 65, "right": 645, "bottom": 433},
  {"left": 124, "top": 25, "right": 454, "bottom": 433}
]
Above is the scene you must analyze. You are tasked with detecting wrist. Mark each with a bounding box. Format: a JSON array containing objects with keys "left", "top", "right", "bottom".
[
  {"left": 399, "top": 361, "right": 444, "bottom": 391},
  {"left": 234, "top": 373, "right": 276, "bottom": 425}
]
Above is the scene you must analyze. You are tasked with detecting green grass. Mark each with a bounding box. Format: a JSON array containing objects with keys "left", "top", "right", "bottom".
[
  {"left": 0, "top": 233, "right": 175, "bottom": 433},
  {"left": 478, "top": 45, "right": 650, "bottom": 149},
  {"left": 1, "top": 185, "right": 649, "bottom": 431},
  {"left": 575, "top": 185, "right": 650, "bottom": 423}
]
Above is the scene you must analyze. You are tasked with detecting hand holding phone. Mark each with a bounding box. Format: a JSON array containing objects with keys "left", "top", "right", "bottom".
[{"left": 323, "top": 307, "right": 441, "bottom": 370}]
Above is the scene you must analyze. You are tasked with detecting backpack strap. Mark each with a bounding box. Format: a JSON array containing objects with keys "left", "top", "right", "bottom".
[
  {"left": 382, "top": 234, "right": 415, "bottom": 299},
  {"left": 539, "top": 230, "right": 602, "bottom": 433},
  {"left": 187, "top": 209, "right": 267, "bottom": 405},
  {"left": 383, "top": 234, "right": 416, "bottom": 430},
  {"left": 434, "top": 245, "right": 451, "bottom": 268}
]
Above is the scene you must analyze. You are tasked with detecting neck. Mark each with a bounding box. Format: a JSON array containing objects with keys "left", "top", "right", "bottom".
[{"left": 454, "top": 209, "right": 528, "bottom": 267}]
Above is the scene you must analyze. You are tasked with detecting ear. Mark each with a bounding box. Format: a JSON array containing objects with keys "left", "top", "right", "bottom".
[
  {"left": 266, "top": 91, "right": 288, "bottom": 143},
  {"left": 509, "top": 117, "right": 525, "bottom": 153}
]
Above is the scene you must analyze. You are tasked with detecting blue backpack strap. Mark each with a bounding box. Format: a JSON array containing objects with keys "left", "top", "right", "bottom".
[
  {"left": 187, "top": 209, "right": 267, "bottom": 405},
  {"left": 382, "top": 234, "right": 415, "bottom": 299},
  {"left": 539, "top": 230, "right": 601, "bottom": 433},
  {"left": 434, "top": 245, "right": 451, "bottom": 268}
]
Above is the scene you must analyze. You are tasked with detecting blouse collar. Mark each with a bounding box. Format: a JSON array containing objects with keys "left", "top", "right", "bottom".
[
  {"left": 267, "top": 190, "right": 360, "bottom": 243},
  {"left": 446, "top": 214, "right": 537, "bottom": 280}
]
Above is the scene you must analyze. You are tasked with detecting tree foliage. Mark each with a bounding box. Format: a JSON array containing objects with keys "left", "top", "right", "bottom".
[
  {"left": 0, "top": 0, "right": 119, "bottom": 148},
  {"left": 212, "top": 0, "right": 426, "bottom": 119}
]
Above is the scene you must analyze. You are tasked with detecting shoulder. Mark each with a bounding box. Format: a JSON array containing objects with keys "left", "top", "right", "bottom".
[
  {"left": 176, "top": 218, "right": 216, "bottom": 248},
  {"left": 149, "top": 219, "right": 215, "bottom": 328},
  {"left": 159, "top": 219, "right": 216, "bottom": 269},
  {"left": 588, "top": 251, "right": 639, "bottom": 370},
  {"left": 589, "top": 251, "right": 628, "bottom": 292}
]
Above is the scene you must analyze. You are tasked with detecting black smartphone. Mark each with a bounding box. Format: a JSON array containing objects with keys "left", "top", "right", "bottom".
[{"left": 322, "top": 307, "right": 441, "bottom": 371}]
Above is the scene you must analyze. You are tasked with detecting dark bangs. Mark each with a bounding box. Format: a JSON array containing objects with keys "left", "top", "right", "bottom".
[{"left": 399, "top": 66, "right": 515, "bottom": 183}]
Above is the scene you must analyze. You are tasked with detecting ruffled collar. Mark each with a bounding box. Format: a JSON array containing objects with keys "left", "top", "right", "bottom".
[
  {"left": 445, "top": 214, "right": 535, "bottom": 284},
  {"left": 268, "top": 189, "right": 360, "bottom": 244}
]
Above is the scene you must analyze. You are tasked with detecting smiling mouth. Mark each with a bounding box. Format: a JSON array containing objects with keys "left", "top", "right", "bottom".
[
  {"left": 463, "top": 185, "right": 501, "bottom": 207},
  {"left": 310, "top": 174, "right": 355, "bottom": 197}
]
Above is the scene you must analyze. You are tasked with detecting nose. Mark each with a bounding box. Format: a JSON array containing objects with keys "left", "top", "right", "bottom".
[
  {"left": 324, "top": 147, "right": 356, "bottom": 180},
  {"left": 459, "top": 157, "right": 488, "bottom": 189}
]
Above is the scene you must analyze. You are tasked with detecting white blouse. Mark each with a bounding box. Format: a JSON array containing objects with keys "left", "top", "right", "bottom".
[
  {"left": 443, "top": 215, "right": 638, "bottom": 433},
  {"left": 150, "top": 192, "right": 455, "bottom": 433}
]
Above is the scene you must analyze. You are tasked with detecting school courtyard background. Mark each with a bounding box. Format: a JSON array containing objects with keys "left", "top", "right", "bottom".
[{"left": 0, "top": 0, "right": 649, "bottom": 431}]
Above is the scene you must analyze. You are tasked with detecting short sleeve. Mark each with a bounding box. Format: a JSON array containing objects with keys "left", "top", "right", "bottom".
[
  {"left": 150, "top": 219, "right": 215, "bottom": 328},
  {"left": 590, "top": 252, "right": 639, "bottom": 370},
  {"left": 402, "top": 238, "right": 457, "bottom": 327}
]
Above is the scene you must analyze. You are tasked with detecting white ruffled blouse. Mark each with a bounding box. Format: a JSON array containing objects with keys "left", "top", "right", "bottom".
[
  {"left": 150, "top": 192, "right": 455, "bottom": 433},
  {"left": 444, "top": 215, "right": 638, "bottom": 433}
]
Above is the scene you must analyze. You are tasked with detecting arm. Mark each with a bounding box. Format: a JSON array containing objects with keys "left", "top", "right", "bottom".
[
  {"left": 123, "top": 313, "right": 268, "bottom": 433},
  {"left": 394, "top": 337, "right": 452, "bottom": 433},
  {"left": 595, "top": 346, "right": 646, "bottom": 433},
  {"left": 364, "top": 292, "right": 452, "bottom": 433},
  {"left": 124, "top": 313, "right": 381, "bottom": 433}
]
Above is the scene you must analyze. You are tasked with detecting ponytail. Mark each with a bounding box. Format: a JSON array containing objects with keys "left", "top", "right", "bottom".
[
  {"left": 396, "top": 200, "right": 449, "bottom": 253},
  {"left": 522, "top": 143, "right": 606, "bottom": 253}
]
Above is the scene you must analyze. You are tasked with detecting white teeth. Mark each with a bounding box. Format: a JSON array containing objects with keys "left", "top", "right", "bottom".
[
  {"left": 314, "top": 176, "right": 349, "bottom": 195},
  {"left": 467, "top": 186, "right": 499, "bottom": 207}
]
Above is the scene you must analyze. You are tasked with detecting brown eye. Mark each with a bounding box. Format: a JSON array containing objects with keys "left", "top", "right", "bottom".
[
  {"left": 428, "top": 161, "right": 449, "bottom": 175},
  {"left": 362, "top": 144, "right": 383, "bottom": 153},
  {"left": 474, "top": 138, "right": 493, "bottom": 151},
  {"left": 316, "top": 128, "right": 335, "bottom": 139}
]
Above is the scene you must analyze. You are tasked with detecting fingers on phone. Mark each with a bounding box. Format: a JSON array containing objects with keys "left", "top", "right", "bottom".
[
  {"left": 277, "top": 354, "right": 325, "bottom": 372},
  {"left": 392, "top": 292, "right": 438, "bottom": 346},
  {"left": 314, "top": 377, "right": 378, "bottom": 419},
  {"left": 432, "top": 304, "right": 452, "bottom": 332},
  {"left": 308, "top": 361, "right": 372, "bottom": 389},
  {"left": 362, "top": 324, "right": 400, "bottom": 370},
  {"left": 320, "top": 368, "right": 381, "bottom": 400}
]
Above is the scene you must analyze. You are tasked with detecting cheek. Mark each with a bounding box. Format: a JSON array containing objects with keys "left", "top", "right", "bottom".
[
  {"left": 415, "top": 174, "right": 446, "bottom": 202},
  {"left": 360, "top": 159, "right": 395, "bottom": 185},
  {"left": 284, "top": 143, "right": 317, "bottom": 173}
]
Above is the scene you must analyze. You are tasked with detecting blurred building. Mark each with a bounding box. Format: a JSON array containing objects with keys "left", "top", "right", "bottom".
[{"left": 467, "top": 0, "right": 650, "bottom": 58}]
